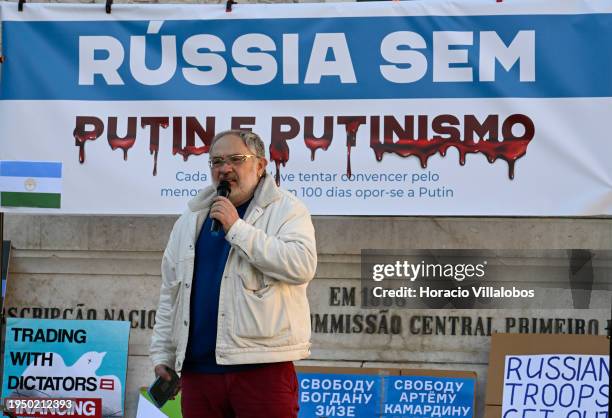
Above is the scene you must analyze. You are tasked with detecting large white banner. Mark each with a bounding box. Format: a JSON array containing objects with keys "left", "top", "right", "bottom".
[{"left": 1, "top": 0, "right": 611, "bottom": 215}]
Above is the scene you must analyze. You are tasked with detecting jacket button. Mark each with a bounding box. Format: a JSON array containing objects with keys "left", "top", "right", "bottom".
[
  {"left": 184, "top": 320, "right": 188, "bottom": 326},
  {"left": 185, "top": 283, "right": 190, "bottom": 288}
]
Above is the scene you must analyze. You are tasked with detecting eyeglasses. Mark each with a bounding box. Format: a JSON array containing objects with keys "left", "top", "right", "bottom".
[{"left": 208, "top": 154, "right": 258, "bottom": 168}]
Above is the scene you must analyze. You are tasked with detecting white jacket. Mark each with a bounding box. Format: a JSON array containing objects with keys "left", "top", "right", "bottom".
[{"left": 150, "top": 174, "right": 317, "bottom": 371}]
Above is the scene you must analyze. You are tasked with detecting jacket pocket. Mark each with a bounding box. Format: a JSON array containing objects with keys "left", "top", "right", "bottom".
[{"left": 234, "top": 274, "right": 290, "bottom": 340}]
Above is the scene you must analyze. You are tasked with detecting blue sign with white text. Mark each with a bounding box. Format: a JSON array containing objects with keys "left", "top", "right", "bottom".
[
  {"left": 383, "top": 376, "right": 476, "bottom": 418},
  {"left": 2, "top": 14, "right": 612, "bottom": 101},
  {"left": 298, "top": 373, "right": 381, "bottom": 418}
]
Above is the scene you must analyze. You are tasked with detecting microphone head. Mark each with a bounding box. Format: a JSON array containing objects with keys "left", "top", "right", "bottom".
[{"left": 217, "top": 180, "right": 231, "bottom": 197}]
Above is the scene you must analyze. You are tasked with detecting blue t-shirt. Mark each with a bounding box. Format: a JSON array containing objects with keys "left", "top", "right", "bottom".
[{"left": 183, "top": 199, "right": 255, "bottom": 373}]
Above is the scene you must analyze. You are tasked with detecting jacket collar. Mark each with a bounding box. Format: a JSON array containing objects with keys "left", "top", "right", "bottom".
[{"left": 187, "top": 173, "right": 281, "bottom": 213}]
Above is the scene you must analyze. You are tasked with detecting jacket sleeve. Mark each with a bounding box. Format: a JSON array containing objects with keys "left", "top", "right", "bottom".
[
  {"left": 149, "top": 224, "right": 180, "bottom": 368},
  {"left": 225, "top": 198, "right": 317, "bottom": 285}
]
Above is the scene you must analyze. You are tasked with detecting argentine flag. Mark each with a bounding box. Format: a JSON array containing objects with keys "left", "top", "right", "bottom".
[{"left": 0, "top": 161, "right": 62, "bottom": 208}]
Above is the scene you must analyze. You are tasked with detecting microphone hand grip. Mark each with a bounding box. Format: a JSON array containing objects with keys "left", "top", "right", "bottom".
[{"left": 210, "top": 181, "right": 231, "bottom": 235}]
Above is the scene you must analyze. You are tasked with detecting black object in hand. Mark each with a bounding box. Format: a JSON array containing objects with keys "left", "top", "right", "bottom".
[
  {"left": 211, "top": 180, "right": 231, "bottom": 235},
  {"left": 148, "top": 367, "right": 180, "bottom": 408}
]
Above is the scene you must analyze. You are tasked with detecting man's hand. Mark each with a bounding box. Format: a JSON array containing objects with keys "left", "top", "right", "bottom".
[
  {"left": 210, "top": 196, "right": 239, "bottom": 232},
  {"left": 154, "top": 364, "right": 181, "bottom": 397}
]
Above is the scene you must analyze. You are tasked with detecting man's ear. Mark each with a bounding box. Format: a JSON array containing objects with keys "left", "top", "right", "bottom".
[{"left": 258, "top": 158, "right": 268, "bottom": 177}]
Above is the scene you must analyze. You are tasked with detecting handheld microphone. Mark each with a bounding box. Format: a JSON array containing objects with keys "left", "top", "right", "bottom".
[{"left": 210, "top": 180, "right": 231, "bottom": 236}]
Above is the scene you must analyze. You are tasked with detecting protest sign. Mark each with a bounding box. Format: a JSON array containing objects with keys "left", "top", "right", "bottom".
[
  {"left": 298, "top": 372, "right": 381, "bottom": 418},
  {"left": 1, "top": 318, "right": 130, "bottom": 417},
  {"left": 485, "top": 333, "right": 610, "bottom": 418},
  {"left": 135, "top": 387, "right": 182, "bottom": 418},
  {"left": 502, "top": 354, "right": 609, "bottom": 418},
  {"left": 384, "top": 375, "right": 476, "bottom": 418}
]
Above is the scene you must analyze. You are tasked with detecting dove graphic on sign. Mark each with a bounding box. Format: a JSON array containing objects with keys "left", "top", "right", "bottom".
[{"left": 10, "top": 351, "right": 123, "bottom": 417}]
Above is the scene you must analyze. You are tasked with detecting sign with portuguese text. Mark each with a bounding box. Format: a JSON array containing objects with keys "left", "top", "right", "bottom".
[{"left": 1, "top": 0, "right": 611, "bottom": 215}]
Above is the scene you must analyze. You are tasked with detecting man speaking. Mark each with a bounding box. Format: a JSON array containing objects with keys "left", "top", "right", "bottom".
[{"left": 150, "top": 129, "right": 317, "bottom": 418}]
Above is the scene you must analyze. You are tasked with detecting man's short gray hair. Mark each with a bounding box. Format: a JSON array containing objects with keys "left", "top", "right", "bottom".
[{"left": 210, "top": 129, "right": 266, "bottom": 159}]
